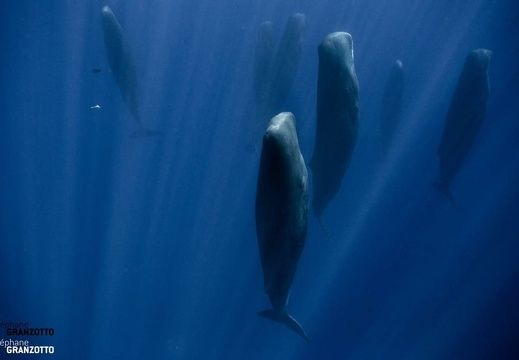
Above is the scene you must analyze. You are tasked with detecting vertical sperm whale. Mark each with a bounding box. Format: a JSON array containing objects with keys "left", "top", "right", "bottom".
[
  {"left": 253, "top": 14, "right": 306, "bottom": 122},
  {"left": 256, "top": 112, "right": 309, "bottom": 342},
  {"left": 435, "top": 49, "right": 492, "bottom": 202},
  {"left": 253, "top": 21, "right": 276, "bottom": 119},
  {"left": 267, "top": 13, "right": 306, "bottom": 115},
  {"left": 310, "top": 32, "right": 359, "bottom": 218},
  {"left": 379, "top": 59, "right": 404, "bottom": 153},
  {"left": 101, "top": 5, "right": 157, "bottom": 136}
]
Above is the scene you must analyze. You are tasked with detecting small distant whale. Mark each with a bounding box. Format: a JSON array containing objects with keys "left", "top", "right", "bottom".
[
  {"left": 253, "top": 21, "right": 275, "bottom": 117},
  {"left": 310, "top": 32, "right": 359, "bottom": 218},
  {"left": 435, "top": 49, "right": 492, "bottom": 202},
  {"left": 253, "top": 14, "right": 306, "bottom": 122},
  {"left": 255, "top": 112, "right": 309, "bottom": 342},
  {"left": 101, "top": 5, "right": 158, "bottom": 137},
  {"left": 379, "top": 59, "right": 404, "bottom": 153},
  {"left": 267, "top": 13, "right": 306, "bottom": 115}
]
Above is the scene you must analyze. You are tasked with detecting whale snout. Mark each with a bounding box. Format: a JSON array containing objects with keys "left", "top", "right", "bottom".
[
  {"left": 469, "top": 48, "right": 492, "bottom": 70},
  {"left": 101, "top": 5, "right": 113, "bottom": 17}
]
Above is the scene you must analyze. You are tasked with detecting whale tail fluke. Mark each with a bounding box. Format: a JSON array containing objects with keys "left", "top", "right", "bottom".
[
  {"left": 130, "top": 127, "right": 162, "bottom": 138},
  {"left": 258, "top": 309, "right": 309, "bottom": 342},
  {"left": 433, "top": 181, "right": 455, "bottom": 205}
]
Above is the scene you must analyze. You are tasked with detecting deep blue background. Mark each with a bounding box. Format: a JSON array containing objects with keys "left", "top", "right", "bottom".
[{"left": 1, "top": 0, "right": 518, "bottom": 359}]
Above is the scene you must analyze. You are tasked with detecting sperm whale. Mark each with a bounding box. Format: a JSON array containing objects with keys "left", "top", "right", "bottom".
[
  {"left": 256, "top": 112, "right": 309, "bottom": 342},
  {"left": 101, "top": 5, "right": 158, "bottom": 137}
]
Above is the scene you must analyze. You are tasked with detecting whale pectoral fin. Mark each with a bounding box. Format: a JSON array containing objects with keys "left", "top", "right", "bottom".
[
  {"left": 258, "top": 309, "right": 309, "bottom": 342},
  {"left": 130, "top": 127, "right": 162, "bottom": 138}
]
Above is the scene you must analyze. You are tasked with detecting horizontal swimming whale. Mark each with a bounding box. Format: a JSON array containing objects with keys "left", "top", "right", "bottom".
[
  {"left": 435, "top": 49, "right": 492, "bottom": 202},
  {"left": 255, "top": 112, "right": 309, "bottom": 342},
  {"left": 101, "top": 5, "right": 158, "bottom": 137},
  {"left": 310, "top": 32, "right": 359, "bottom": 218}
]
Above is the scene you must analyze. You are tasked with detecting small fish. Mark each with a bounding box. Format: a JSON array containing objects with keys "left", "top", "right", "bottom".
[
  {"left": 92, "top": 68, "right": 102, "bottom": 73},
  {"left": 90, "top": 104, "right": 101, "bottom": 109}
]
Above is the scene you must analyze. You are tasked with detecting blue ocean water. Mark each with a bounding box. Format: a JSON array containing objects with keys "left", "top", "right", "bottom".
[{"left": 1, "top": 0, "right": 518, "bottom": 359}]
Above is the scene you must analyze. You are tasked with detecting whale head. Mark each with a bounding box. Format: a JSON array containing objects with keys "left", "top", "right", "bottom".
[
  {"left": 468, "top": 48, "right": 492, "bottom": 71},
  {"left": 288, "top": 13, "right": 306, "bottom": 34},
  {"left": 101, "top": 5, "right": 114, "bottom": 18},
  {"left": 264, "top": 112, "right": 298, "bottom": 152},
  {"left": 319, "top": 32, "right": 355, "bottom": 72}
]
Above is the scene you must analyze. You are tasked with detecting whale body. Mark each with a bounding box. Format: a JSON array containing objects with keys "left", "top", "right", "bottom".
[
  {"left": 253, "top": 14, "right": 306, "bottom": 122},
  {"left": 253, "top": 21, "right": 275, "bottom": 116},
  {"left": 435, "top": 49, "right": 492, "bottom": 202},
  {"left": 101, "top": 6, "right": 157, "bottom": 136},
  {"left": 380, "top": 59, "right": 404, "bottom": 153},
  {"left": 267, "top": 13, "right": 306, "bottom": 115},
  {"left": 310, "top": 32, "right": 359, "bottom": 218},
  {"left": 255, "top": 112, "right": 309, "bottom": 341}
]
